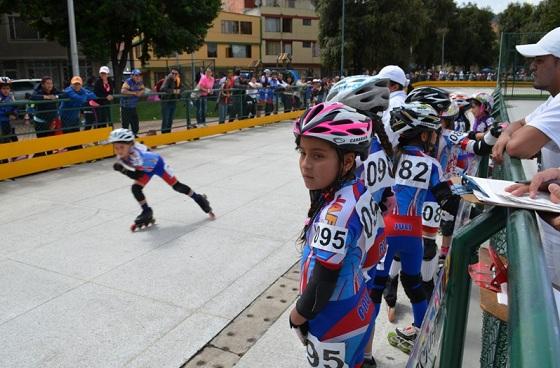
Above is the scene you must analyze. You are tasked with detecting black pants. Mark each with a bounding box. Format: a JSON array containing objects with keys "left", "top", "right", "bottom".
[{"left": 121, "top": 107, "right": 139, "bottom": 136}]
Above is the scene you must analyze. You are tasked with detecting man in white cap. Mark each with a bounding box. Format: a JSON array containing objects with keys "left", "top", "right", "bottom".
[
  {"left": 493, "top": 27, "right": 560, "bottom": 313},
  {"left": 378, "top": 65, "right": 409, "bottom": 147}
]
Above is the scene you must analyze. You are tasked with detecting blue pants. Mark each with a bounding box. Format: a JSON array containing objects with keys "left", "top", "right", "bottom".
[
  {"left": 195, "top": 97, "right": 207, "bottom": 125},
  {"left": 161, "top": 100, "right": 176, "bottom": 134},
  {"left": 218, "top": 103, "right": 228, "bottom": 124}
]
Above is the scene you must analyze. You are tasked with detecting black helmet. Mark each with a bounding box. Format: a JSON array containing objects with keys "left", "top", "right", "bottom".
[{"left": 405, "top": 87, "right": 451, "bottom": 114}]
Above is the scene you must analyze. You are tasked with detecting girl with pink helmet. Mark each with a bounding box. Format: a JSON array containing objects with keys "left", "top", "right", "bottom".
[{"left": 289, "top": 102, "right": 384, "bottom": 367}]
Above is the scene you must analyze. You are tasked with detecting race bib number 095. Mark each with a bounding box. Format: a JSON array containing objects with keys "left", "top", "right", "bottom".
[
  {"left": 311, "top": 223, "right": 348, "bottom": 255},
  {"left": 395, "top": 154, "right": 432, "bottom": 189},
  {"left": 362, "top": 150, "right": 393, "bottom": 194},
  {"left": 306, "top": 334, "right": 349, "bottom": 368}
]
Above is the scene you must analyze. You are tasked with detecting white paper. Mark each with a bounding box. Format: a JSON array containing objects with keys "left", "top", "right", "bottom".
[{"left": 497, "top": 282, "right": 508, "bottom": 306}]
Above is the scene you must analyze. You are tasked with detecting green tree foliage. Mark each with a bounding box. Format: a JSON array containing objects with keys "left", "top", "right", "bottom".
[
  {"left": 497, "top": 3, "right": 535, "bottom": 34},
  {"left": 0, "top": 0, "right": 221, "bottom": 79},
  {"left": 317, "top": 0, "right": 427, "bottom": 74}
]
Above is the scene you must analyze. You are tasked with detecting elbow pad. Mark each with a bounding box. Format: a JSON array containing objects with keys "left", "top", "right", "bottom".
[
  {"left": 296, "top": 262, "right": 340, "bottom": 320},
  {"left": 431, "top": 182, "right": 460, "bottom": 216}
]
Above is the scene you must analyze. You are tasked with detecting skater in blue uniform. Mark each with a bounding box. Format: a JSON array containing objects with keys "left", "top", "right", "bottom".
[
  {"left": 107, "top": 128, "right": 214, "bottom": 230},
  {"left": 289, "top": 102, "right": 383, "bottom": 368}
]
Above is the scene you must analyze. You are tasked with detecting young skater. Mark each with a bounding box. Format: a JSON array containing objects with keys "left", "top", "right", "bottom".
[
  {"left": 289, "top": 102, "right": 382, "bottom": 367},
  {"left": 107, "top": 128, "right": 214, "bottom": 230}
]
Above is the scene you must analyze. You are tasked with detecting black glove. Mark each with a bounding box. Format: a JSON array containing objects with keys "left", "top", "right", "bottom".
[
  {"left": 113, "top": 162, "right": 126, "bottom": 173},
  {"left": 467, "top": 131, "right": 477, "bottom": 140},
  {"left": 289, "top": 316, "right": 309, "bottom": 346},
  {"left": 490, "top": 126, "right": 503, "bottom": 138}
]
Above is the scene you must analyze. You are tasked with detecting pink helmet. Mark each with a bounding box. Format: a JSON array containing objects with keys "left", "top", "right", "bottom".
[{"left": 293, "top": 102, "right": 372, "bottom": 159}]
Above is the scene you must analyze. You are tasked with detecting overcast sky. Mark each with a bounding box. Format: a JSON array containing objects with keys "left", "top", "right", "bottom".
[{"left": 460, "top": 0, "right": 543, "bottom": 14}]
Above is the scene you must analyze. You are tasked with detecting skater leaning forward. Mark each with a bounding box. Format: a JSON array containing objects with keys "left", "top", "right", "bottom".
[{"left": 107, "top": 128, "right": 215, "bottom": 230}]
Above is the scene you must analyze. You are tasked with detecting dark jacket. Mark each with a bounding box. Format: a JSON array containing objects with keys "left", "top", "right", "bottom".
[
  {"left": 160, "top": 74, "right": 182, "bottom": 100},
  {"left": 94, "top": 78, "right": 114, "bottom": 105},
  {"left": 30, "top": 85, "right": 61, "bottom": 123}
]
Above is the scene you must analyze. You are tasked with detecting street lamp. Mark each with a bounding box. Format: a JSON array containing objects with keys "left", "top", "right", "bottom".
[
  {"left": 340, "top": 0, "right": 368, "bottom": 77},
  {"left": 437, "top": 27, "right": 449, "bottom": 68}
]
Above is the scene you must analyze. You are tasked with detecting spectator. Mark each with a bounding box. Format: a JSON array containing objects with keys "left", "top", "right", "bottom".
[
  {"left": 83, "top": 76, "right": 98, "bottom": 130},
  {"left": 246, "top": 76, "right": 261, "bottom": 118},
  {"left": 120, "top": 69, "right": 145, "bottom": 136},
  {"left": 160, "top": 68, "right": 182, "bottom": 134},
  {"left": 93, "top": 66, "right": 114, "bottom": 128},
  {"left": 260, "top": 68, "right": 271, "bottom": 87},
  {"left": 30, "top": 76, "right": 61, "bottom": 138},
  {"left": 282, "top": 75, "right": 295, "bottom": 112},
  {"left": 0, "top": 77, "right": 17, "bottom": 145},
  {"left": 493, "top": 27, "right": 560, "bottom": 293},
  {"left": 378, "top": 64, "right": 409, "bottom": 147},
  {"left": 311, "top": 79, "right": 325, "bottom": 105},
  {"left": 230, "top": 70, "right": 245, "bottom": 121},
  {"left": 218, "top": 71, "right": 234, "bottom": 124},
  {"left": 269, "top": 71, "right": 281, "bottom": 114},
  {"left": 277, "top": 73, "right": 289, "bottom": 112},
  {"left": 195, "top": 67, "right": 214, "bottom": 127},
  {"left": 59, "top": 76, "right": 96, "bottom": 134}
]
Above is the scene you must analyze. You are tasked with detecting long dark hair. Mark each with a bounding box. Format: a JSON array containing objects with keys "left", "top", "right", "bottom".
[{"left": 296, "top": 137, "right": 356, "bottom": 246}]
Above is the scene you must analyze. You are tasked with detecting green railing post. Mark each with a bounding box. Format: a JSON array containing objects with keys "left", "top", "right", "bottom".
[
  {"left": 507, "top": 210, "right": 560, "bottom": 368},
  {"left": 439, "top": 206, "right": 508, "bottom": 367}
]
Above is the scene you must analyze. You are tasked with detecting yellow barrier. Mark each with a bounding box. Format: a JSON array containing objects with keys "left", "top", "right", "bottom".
[{"left": 0, "top": 111, "right": 302, "bottom": 181}]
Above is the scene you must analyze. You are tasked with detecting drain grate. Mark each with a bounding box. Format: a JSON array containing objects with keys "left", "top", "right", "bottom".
[{"left": 181, "top": 263, "right": 300, "bottom": 367}]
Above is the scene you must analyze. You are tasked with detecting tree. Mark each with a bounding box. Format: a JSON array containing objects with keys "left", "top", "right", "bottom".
[
  {"left": 497, "top": 3, "right": 534, "bottom": 34},
  {"left": 0, "top": 0, "right": 221, "bottom": 80},
  {"left": 317, "top": 0, "right": 427, "bottom": 75}
]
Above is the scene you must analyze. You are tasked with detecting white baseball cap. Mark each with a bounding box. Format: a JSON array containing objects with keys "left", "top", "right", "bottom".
[
  {"left": 378, "top": 65, "right": 409, "bottom": 87},
  {"left": 516, "top": 27, "right": 560, "bottom": 58},
  {"left": 99, "top": 66, "right": 110, "bottom": 74}
]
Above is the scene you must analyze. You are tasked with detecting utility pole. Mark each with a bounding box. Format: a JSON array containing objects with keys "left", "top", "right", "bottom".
[
  {"left": 67, "top": 0, "right": 80, "bottom": 76},
  {"left": 340, "top": 0, "right": 345, "bottom": 77}
]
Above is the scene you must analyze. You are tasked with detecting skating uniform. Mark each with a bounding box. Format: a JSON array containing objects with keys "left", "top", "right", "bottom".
[
  {"left": 299, "top": 179, "right": 382, "bottom": 367},
  {"left": 118, "top": 143, "right": 177, "bottom": 186},
  {"left": 355, "top": 138, "right": 392, "bottom": 288},
  {"left": 371, "top": 146, "right": 447, "bottom": 328}
]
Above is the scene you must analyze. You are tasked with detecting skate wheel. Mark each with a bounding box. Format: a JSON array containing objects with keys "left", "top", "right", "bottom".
[
  {"left": 208, "top": 212, "right": 216, "bottom": 220},
  {"left": 130, "top": 224, "right": 137, "bottom": 232}
]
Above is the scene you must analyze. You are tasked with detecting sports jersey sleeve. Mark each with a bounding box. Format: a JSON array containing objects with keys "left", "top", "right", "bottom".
[{"left": 429, "top": 160, "right": 445, "bottom": 188}]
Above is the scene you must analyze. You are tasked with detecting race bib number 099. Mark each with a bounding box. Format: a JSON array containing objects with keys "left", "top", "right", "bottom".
[
  {"left": 362, "top": 150, "right": 393, "bottom": 194},
  {"left": 311, "top": 223, "right": 348, "bottom": 255},
  {"left": 422, "top": 201, "right": 442, "bottom": 227},
  {"left": 395, "top": 154, "right": 432, "bottom": 189},
  {"left": 356, "top": 193, "right": 382, "bottom": 245},
  {"left": 306, "top": 334, "right": 348, "bottom": 368}
]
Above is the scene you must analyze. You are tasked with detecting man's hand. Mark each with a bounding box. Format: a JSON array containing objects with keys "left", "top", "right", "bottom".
[
  {"left": 492, "top": 131, "right": 510, "bottom": 164},
  {"left": 506, "top": 168, "right": 560, "bottom": 198},
  {"left": 548, "top": 183, "right": 560, "bottom": 204}
]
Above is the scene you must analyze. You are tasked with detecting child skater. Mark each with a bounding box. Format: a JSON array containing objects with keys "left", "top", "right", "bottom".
[{"left": 108, "top": 128, "right": 214, "bottom": 230}]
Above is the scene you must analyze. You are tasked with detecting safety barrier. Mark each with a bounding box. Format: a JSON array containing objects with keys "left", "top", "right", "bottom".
[
  {"left": 0, "top": 110, "right": 301, "bottom": 181},
  {"left": 408, "top": 87, "right": 560, "bottom": 367}
]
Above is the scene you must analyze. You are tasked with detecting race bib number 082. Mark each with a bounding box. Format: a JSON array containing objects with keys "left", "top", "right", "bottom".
[
  {"left": 306, "top": 334, "right": 349, "bottom": 368},
  {"left": 311, "top": 223, "right": 348, "bottom": 255},
  {"left": 394, "top": 154, "right": 432, "bottom": 189},
  {"left": 362, "top": 150, "right": 393, "bottom": 194}
]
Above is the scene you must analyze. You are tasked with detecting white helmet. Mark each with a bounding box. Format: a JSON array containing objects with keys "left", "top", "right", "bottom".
[
  {"left": 326, "top": 75, "right": 390, "bottom": 114},
  {"left": 440, "top": 101, "right": 459, "bottom": 119},
  {"left": 390, "top": 102, "right": 440, "bottom": 138},
  {"left": 108, "top": 128, "right": 135, "bottom": 143},
  {"left": 0, "top": 76, "right": 11, "bottom": 86}
]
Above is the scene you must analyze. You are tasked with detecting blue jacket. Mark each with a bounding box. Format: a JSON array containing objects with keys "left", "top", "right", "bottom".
[
  {"left": 120, "top": 77, "right": 144, "bottom": 108},
  {"left": 59, "top": 86, "right": 96, "bottom": 125},
  {"left": 0, "top": 93, "right": 18, "bottom": 125}
]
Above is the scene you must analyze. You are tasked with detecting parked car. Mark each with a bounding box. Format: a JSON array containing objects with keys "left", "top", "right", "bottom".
[{"left": 11, "top": 79, "right": 41, "bottom": 100}]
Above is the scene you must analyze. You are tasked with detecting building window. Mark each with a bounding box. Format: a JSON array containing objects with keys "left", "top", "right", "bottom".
[
  {"left": 265, "top": 17, "right": 281, "bottom": 32},
  {"left": 283, "top": 42, "right": 292, "bottom": 55},
  {"left": 302, "top": 41, "right": 311, "bottom": 48},
  {"left": 240, "top": 21, "right": 252, "bottom": 35},
  {"left": 302, "top": 18, "right": 312, "bottom": 26},
  {"left": 265, "top": 40, "right": 281, "bottom": 56},
  {"left": 282, "top": 18, "right": 292, "bottom": 33},
  {"left": 207, "top": 42, "right": 217, "bottom": 58},
  {"left": 221, "top": 20, "right": 239, "bottom": 34},
  {"left": 226, "top": 44, "right": 252, "bottom": 58},
  {"left": 264, "top": 0, "right": 280, "bottom": 6},
  {"left": 286, "top": 0, "right": 296, "bottom": 7},
  {"left": 312, "top": 42, "right": 320, "bottom": 57},
  {"left": 8, "top": 15, "right": 42, "bottom": 40}
]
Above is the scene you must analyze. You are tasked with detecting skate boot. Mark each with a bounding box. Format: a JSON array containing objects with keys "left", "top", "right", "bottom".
[
  {"left": 192, "top": 193, "right": 215, "bottom": 219},
  {"left": 388, "top": 324, "right": 419, "bottom": 355},
  {"left": 131, "top": 207, "right": 155, "bottom": 231},
  {"left": 362, "top": 356, "right": 377, "bottom": 368}
]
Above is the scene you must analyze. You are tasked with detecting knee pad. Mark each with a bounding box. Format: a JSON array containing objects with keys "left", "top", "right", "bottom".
[
  {"left": 172, "top": 182, "right": 191, "bottom": 195},
  {"left": 423, "top": 238, "right": 438, "bottom": 260},
  {"left": 131, "top": 184, "right": 145, "bottom": 202},
  {"left": 400, "top": 272, "right": 426, "bottom": 304},
  {"left": 369, "top": 275, "right": 389, "bottom": 303},
  {"left": 388, "top": 259, "right": 401, "bottom": 278}
]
